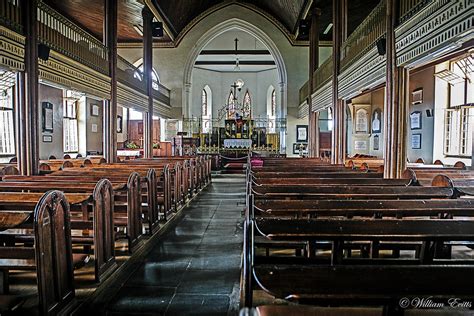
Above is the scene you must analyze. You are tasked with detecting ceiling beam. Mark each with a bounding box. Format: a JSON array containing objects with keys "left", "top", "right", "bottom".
[
  {"left": 144, "top": 0, "right": 176, "bottom": 41},
  {"left": 195, "top": 61, "right": 276, "bottom": 66},
  {"left": 200, "top": 50, "right": 271, "bottom": 55},
  {"left": 295, "top": 0, "right": 314, "bottom": 36}
]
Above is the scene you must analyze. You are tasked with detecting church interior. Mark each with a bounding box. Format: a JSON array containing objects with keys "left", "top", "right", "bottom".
[{"left": 0, "top": 0, "right": 473, "bottom": 315}]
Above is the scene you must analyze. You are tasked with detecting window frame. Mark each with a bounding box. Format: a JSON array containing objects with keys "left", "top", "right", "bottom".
[
  {"left": 63, "top": 97, "right": 79, "bottom": 153},
  {"left": 0, "top": 86, "right": 15, "bottom": 157},
  {"left": 443, "top": 56, "right": 474, "bottom": 158}
]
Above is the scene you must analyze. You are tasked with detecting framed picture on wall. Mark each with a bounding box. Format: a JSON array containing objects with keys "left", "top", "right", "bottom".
[
  {"left": 42, "top": 102, "right": 53, "bottom": 133},
  {"left": 42, "top": 135, "right": 52, "bottom": 143},
  {"left": 138, "top": 122, "right": 143, "bottom": 135},
  {"left": 372, "top": 109, "right": 382, "bottom": 133},
  {"left": 117, "top": 115, "right": 123, "bottom": 133},
  {"left": 373, "top": 135, "right": 380, "bottom": 151},
  {"left": 293, "top": 143, "right": 308, "bottom": 155},
  {"left": 296, "top": 125, "right": 308, "bottom": 142},
  {"left": 411, "top": 133, "right": 422, "bottom": 149},
  {"left": 412, "top": 88, "right": 423, "bottom": 105},
  {"left": 91, "top": 104, "right": 100, "bottom": 117},
  {"left": 410, "top": 111, "right": 422, "bottom": 130},
  {"left": 355, "top": 108, "right": 369, "bottom": 133}
]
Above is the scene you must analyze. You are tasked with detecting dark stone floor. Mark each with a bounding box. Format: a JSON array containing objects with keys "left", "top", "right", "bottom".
[{"left": 104, "top": 174, "right": 245, "bottom": 316}]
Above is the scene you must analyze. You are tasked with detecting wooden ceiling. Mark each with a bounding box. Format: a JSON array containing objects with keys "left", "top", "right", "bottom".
[
  {"left": 311, "top": 0, "right": 381, "bottom": 42},
  {"left": 44, "top": 0, "right": 381, "bottom": 45},
  {"left": 43, "top": 0, "right": 172, "bottom": 43},
  {"left": 153, "top": 0, "right": 308, "bottom": 39}
]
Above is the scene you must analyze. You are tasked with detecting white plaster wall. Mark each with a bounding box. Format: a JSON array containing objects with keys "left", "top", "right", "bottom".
[
  {"left": 190, "top": 68, "right": 279, "bottom": 119},
  {"left": 118, "top": 4, "right": 308, "bottom": 117}
]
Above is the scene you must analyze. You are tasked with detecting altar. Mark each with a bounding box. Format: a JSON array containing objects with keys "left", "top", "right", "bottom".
[{"left": 223, "top": 139, "right": 252, "bottom": 149}]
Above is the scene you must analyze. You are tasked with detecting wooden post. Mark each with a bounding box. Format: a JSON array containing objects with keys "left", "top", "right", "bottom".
[
  {"left": 20, "top": 0, "right": 39, "bottom": 175},
  {"left": 331, "top": 0, "right": 347, "bottom": 165},
  {"left": 308, "top": 8, "right": 321, "bottom": 158},
  {"left": 142, "top": 7, "right": 154, "bottom": 159},
  {"left": 103, "top": 0, "right": 118, "bottom": 163},
  {"left": 384, "top": 0, "right": 407, "bottom": 178}
]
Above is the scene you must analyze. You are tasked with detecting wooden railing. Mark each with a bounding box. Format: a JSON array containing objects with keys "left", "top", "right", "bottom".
[
  {"left": 117, "top": 55, "right": 146, "bottom": 94},
  {"left": 117, "top": 56, "right": 171, "bottom": 106},
  {"left": 299, "top": 80, "right": 309, "bottom": 105},
  {"left": 299, "top": 56, "right": 333, "bottom": 105},
  {"left": 37, "top": 1, "right": 109, "bottom": 75},
  {"left": 313, "top": 56, "right": 333, "bottom": 91},
  {"left": 399, "top": 0, "right": 433, "bottom": 23},
  {"left": 340, "top": 0, "right": 386, "bottom": 70},
  {"left": 0, "top": 0, "right": 22, "bottom": 33}
]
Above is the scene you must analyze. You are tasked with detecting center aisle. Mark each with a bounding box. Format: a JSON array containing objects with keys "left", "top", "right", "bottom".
[{"left": 104, "top": 174, "right": 245, "bottom": 315}]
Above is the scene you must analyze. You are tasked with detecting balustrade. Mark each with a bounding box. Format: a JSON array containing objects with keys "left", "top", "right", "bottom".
[
  {"left": 37, "top": 2, "right": 109, "bottom": 75},
  {"left": 0, "top": 0, "right": 22, "bottom": 33},
  {"left": 399, "top": 0, "right": 433, "bottom": 23},
  {"left": 340, "top": 0, "right": 386, "bottom": 70}
]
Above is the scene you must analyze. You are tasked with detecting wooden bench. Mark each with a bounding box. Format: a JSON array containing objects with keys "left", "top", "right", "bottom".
[
  {"left": 0, "top": 191, "right": 79, "bottom": 315},
  {"left": 244, "top": 217, "right": 474, "bottom": 309},
  {"left": 0, "top": 180, "right": 116, "bottom": 282},
  {"left": 4, "top": 171, "right": 144, "bottom": 252}
]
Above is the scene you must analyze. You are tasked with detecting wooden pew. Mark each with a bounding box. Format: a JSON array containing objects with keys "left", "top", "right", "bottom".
[
  {"left": 0, "top": 191, "right": 78, "bottom": 315},
  {"left": 0, "top": 180, "right": 116, "bottom": 282},
  {"left": 251, "top": 185, "right": 454, "bottom": 200},
  {"left": 244, "top": 217, "right": 474, "bottom": 308},
  {"left": 4, "top": 170, "right": 145, "bottom": 253},
  {"left": 52, "top": 164, "right": 172, "bottom": 221},
  {"left": 243, "top": 158, "right": 474, "bottom": 311}
]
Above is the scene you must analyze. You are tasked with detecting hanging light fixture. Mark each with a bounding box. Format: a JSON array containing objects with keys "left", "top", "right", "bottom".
[
  {"left": 234, "top": 57, "right": 241, "bottom": 71},
  {"left": 233, "top": 38, "right": 240, "bottom": 72}
]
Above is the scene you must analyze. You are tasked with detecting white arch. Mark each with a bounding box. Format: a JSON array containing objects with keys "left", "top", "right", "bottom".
[{"left": 183, "top": 18, "right": 288, "bottom": 118}]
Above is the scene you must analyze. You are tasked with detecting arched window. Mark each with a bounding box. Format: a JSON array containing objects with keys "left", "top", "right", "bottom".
[
  {"left": 271, "top": 89, "right": 276, "bottom": 117},
  {"left": 133, "top": 64, "right": 160, "bottom": 91},
  {"left": 267, "top": 86, "right": 276, "bottom": 132},
  {"left": 227, "top": 90, "right": 235, "bottom": 118},
  {"left": 202, "top": 85, "right": 212, "bottom": 133},
  {"left": 328, "top": 107, "right": 333, "bottom": 131},
  {"left": 243, "top": 90, "right": 251, "bottom": 118},
  {"left": 202, "top": 89, "right": 208, "bottom": 117}
]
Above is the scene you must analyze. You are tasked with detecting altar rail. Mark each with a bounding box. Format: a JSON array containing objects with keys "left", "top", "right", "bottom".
[{"left": 38, "top": 1, "right": 109, "bottom": 75}]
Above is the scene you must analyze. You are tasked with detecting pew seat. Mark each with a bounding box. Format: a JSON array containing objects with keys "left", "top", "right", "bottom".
[{"left": 254, "top": 265, "right": 474, "bottom": 304}]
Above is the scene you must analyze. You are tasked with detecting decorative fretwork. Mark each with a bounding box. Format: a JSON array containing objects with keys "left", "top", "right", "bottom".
[
  {"left": 311, "top": 80, "right": 333, "bottom": 113},
  {"left": 395, "top": 0, "right": 474, "bottom": 67},
  {"left": 399, "top": 0, "right": 433, "bottom": 23},
  {"left": 299, "top": 56, "right": 333, "bottom": 107},
  {"left": 340, "top": 0, "right": 386, "bottom": 70}
]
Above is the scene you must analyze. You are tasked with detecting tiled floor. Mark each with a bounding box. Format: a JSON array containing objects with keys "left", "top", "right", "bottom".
[{"left": 102, "top": 174, "right": 245, "bottom": 316}]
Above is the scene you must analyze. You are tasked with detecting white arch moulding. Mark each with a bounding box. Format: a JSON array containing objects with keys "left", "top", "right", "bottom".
[{"left": 182, "top": 18, "right": 288, "bottom": 119}]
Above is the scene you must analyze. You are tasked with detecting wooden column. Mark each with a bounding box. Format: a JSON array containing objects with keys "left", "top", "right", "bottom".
[
  {"left": 20, "top": 0, "right": 39, "bottom": 175},
  {"left": 383, "top": 0, "right": 407, "bottom": 178},
  {"left": 308, "top": 8, "right": 321, "bottom": 158},
  {"left": 331, "top": 0, "right": 347, "bottom": 165},
  {"left": 142, "top": 7, "right": 154, "bottom": 158},
  {"left": 103, "top": 0, "right": 118, "bottom": 163}
]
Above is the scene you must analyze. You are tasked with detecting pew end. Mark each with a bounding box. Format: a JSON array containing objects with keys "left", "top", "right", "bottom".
[{"left": 431, "top": 174, "right": 454, "bottom": 188}]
